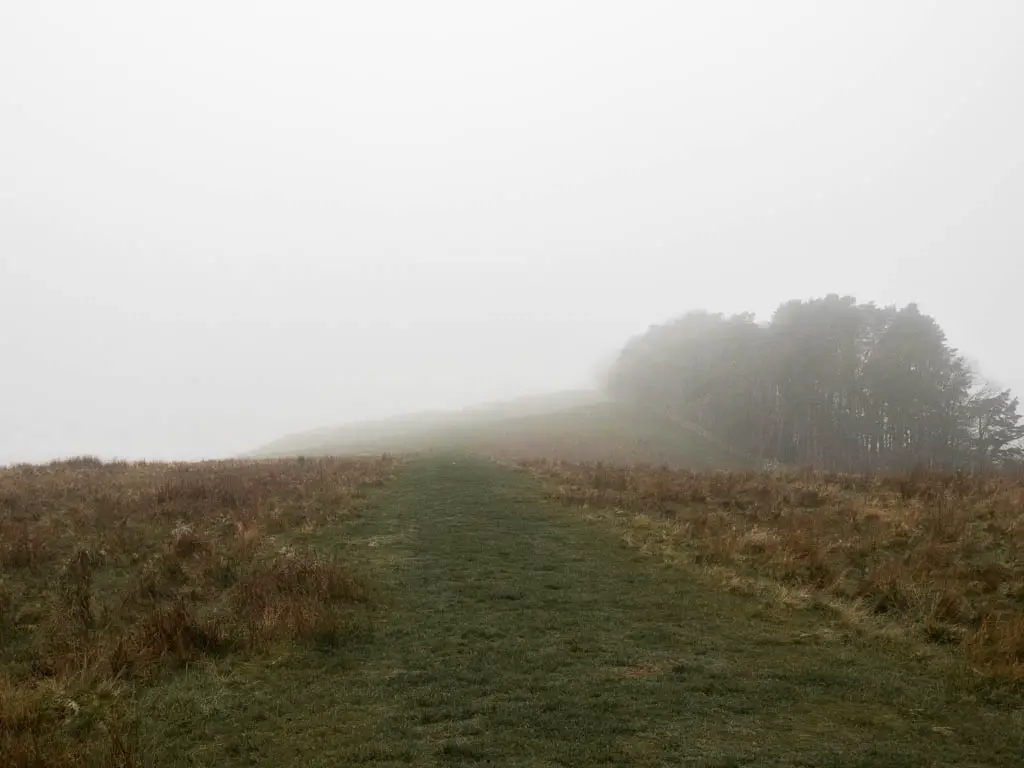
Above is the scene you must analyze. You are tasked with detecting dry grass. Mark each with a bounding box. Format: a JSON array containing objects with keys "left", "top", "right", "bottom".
[
  {"left": 0, "top": 454, "right": 396, "bottom": 765},
  {"left": 521, "top": 459, "right": 1024, "bottom": 684}
]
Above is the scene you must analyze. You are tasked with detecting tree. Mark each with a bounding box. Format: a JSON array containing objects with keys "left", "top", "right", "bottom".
[
  {"left": 966, "top": 385, "right": 1024, "bottom": 469},
  {"left": 606, "top": 295, "right": 1021, "bottom": 472}
]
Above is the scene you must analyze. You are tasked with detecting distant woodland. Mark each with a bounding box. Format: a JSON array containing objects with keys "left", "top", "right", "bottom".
[{"left": 607, "top": 295, "right": 1024, "bottom": 472}]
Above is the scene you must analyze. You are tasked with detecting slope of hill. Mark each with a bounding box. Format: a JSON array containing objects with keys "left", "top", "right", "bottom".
[
  {"left": 253, "top": 390, "right": 604, "bottom": 456},
  {"left": 252, "top": 392, "right": 751, "bottom": 469}
]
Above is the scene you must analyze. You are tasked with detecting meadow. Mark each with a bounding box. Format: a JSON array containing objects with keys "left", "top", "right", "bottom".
[
  {"left": 2, "top": 450, "right": 1023, "bottom": 765},
  {"left": 0, "top": 455, "right": 395, "bottom": 766},
  {"left": 523, "top": 459, "right": 1024, "bottom": 683}
]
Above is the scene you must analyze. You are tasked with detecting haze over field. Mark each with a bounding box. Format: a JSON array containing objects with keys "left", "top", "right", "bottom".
[{"left": 2, "top": 1, "right": 1023, "bottom": 464}]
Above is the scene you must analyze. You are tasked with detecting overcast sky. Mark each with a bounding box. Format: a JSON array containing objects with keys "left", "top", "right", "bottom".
[{"left": 2, "top": 1, "right": 1022, "bottom": 464}]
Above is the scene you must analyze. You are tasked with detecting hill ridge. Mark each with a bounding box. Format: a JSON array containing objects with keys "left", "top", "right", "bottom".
[{"left": 250, "top": 391, "right": 751, "bottom": 469}]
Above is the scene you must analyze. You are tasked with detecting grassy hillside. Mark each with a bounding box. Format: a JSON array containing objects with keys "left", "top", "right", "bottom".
[
  {"left": 253, "top": 392, "right": 751, "bottom": 469},
  {"left": 254, "top": 390, "right": 605, "bottom": 456},
  {"left": 4, "top": 456, "right": 1022, "bottom": 764},
  {"left": 525, "top": 458, "right": 1024, "bottom": 684},
  {"left": 0, "top": 456, "right": 396, "bottom": 765}
]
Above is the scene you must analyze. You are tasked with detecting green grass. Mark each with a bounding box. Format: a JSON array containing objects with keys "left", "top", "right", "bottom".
[
  {"left": 131, "top": 457, "right": 1023, "bottom": 766},
  {"left": 0, "top": 457, "right": 392, "bottom": 765},
  {"left": 253, "top": 390, "right": 607, "bottom": 457},
  {"left": 254, "top": 397, "right": 750, "bottom": 469}
]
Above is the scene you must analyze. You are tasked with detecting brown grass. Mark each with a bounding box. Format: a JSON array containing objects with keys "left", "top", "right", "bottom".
[
  {"left": 521, "top": 459, "right": 1024, "bottom": 684},
  {"left": 0, "top": 454, "right": 396, "bottom": 765}
]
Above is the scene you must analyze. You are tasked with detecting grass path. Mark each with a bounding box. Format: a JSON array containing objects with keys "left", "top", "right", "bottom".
[{"left": 140, "top": 458, "right": 1022, "bottom": 766}]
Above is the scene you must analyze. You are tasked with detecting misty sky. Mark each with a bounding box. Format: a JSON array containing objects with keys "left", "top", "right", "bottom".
[{"left": 2, "top": 1, "right": 1023, "bottom": 464}]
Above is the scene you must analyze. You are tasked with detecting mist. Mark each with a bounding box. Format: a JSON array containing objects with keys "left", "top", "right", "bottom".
[{"left": 2, "top": 1, "right": 1022, "bottom": 464}]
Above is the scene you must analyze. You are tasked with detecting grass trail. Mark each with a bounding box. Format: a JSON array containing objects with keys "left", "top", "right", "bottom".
[{"left": 140, "top": 458, "right": 1022, "bottom": 766}]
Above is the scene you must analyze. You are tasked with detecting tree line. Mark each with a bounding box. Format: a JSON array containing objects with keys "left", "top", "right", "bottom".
[{"left": 606, "top": 295, "right": 1024, "bottom": 472}]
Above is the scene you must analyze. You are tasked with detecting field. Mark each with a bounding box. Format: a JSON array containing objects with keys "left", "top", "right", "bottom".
[
  {"left": 523, "top": 459, "right": 1024, "bottom": 684},
  {"left": 254, "top": 396, "right": 750, "bottom": 470},
  {"left": 2, "top": 453, "right": 1023, "bottom": 765},
  {"left": 0, "top": 456, "right": 395, "bottom": 765}
]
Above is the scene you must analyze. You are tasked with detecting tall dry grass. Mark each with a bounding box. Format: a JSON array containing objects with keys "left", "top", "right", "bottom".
[
  {"left": 0, "top": 454, "right": 396, "bottom": 765},
  {"left": 522, "top": 459, "right": 1024, "bottom": 684}
]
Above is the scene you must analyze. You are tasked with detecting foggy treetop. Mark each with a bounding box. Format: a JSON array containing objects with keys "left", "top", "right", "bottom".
[{"left": 607, "top": 295, "right": 1024, "bottom": 471}]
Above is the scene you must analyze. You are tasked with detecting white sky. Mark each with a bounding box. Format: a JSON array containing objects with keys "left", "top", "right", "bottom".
[{"left": 2, "top": 0, "right": 1022, "bottom": 463}]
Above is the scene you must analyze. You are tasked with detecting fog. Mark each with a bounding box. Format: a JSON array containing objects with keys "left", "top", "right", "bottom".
[{"left": 2, "top": 1, "right": 1022, "bottom": 464}]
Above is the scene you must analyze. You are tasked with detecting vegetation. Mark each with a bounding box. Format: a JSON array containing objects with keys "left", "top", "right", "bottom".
[
  {"left": 255, "top": 399, "right": 751, "bottom": 469},
  {"left": 252, "top": 390, "right": 607, "bottom": 457},
  {"left": 608, "top": 295, "right": 1024, "bottom": 472},
  {"left": 523, "top": 458, "right": 1024, "bottom": 683},
  {"left": 0, "top": 455, "right": 395, "bottom": 766},
  {"left": 2, "top": 453, "right": 1022, "bottom": 764},
  {"left": 141, "top": 456, "right": 1014, "bottom": 766}
]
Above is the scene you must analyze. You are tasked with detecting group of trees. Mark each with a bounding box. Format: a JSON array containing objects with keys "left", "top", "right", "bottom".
[{"left": 606, "top": 295, "right": 1024, "bottom": 472}]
